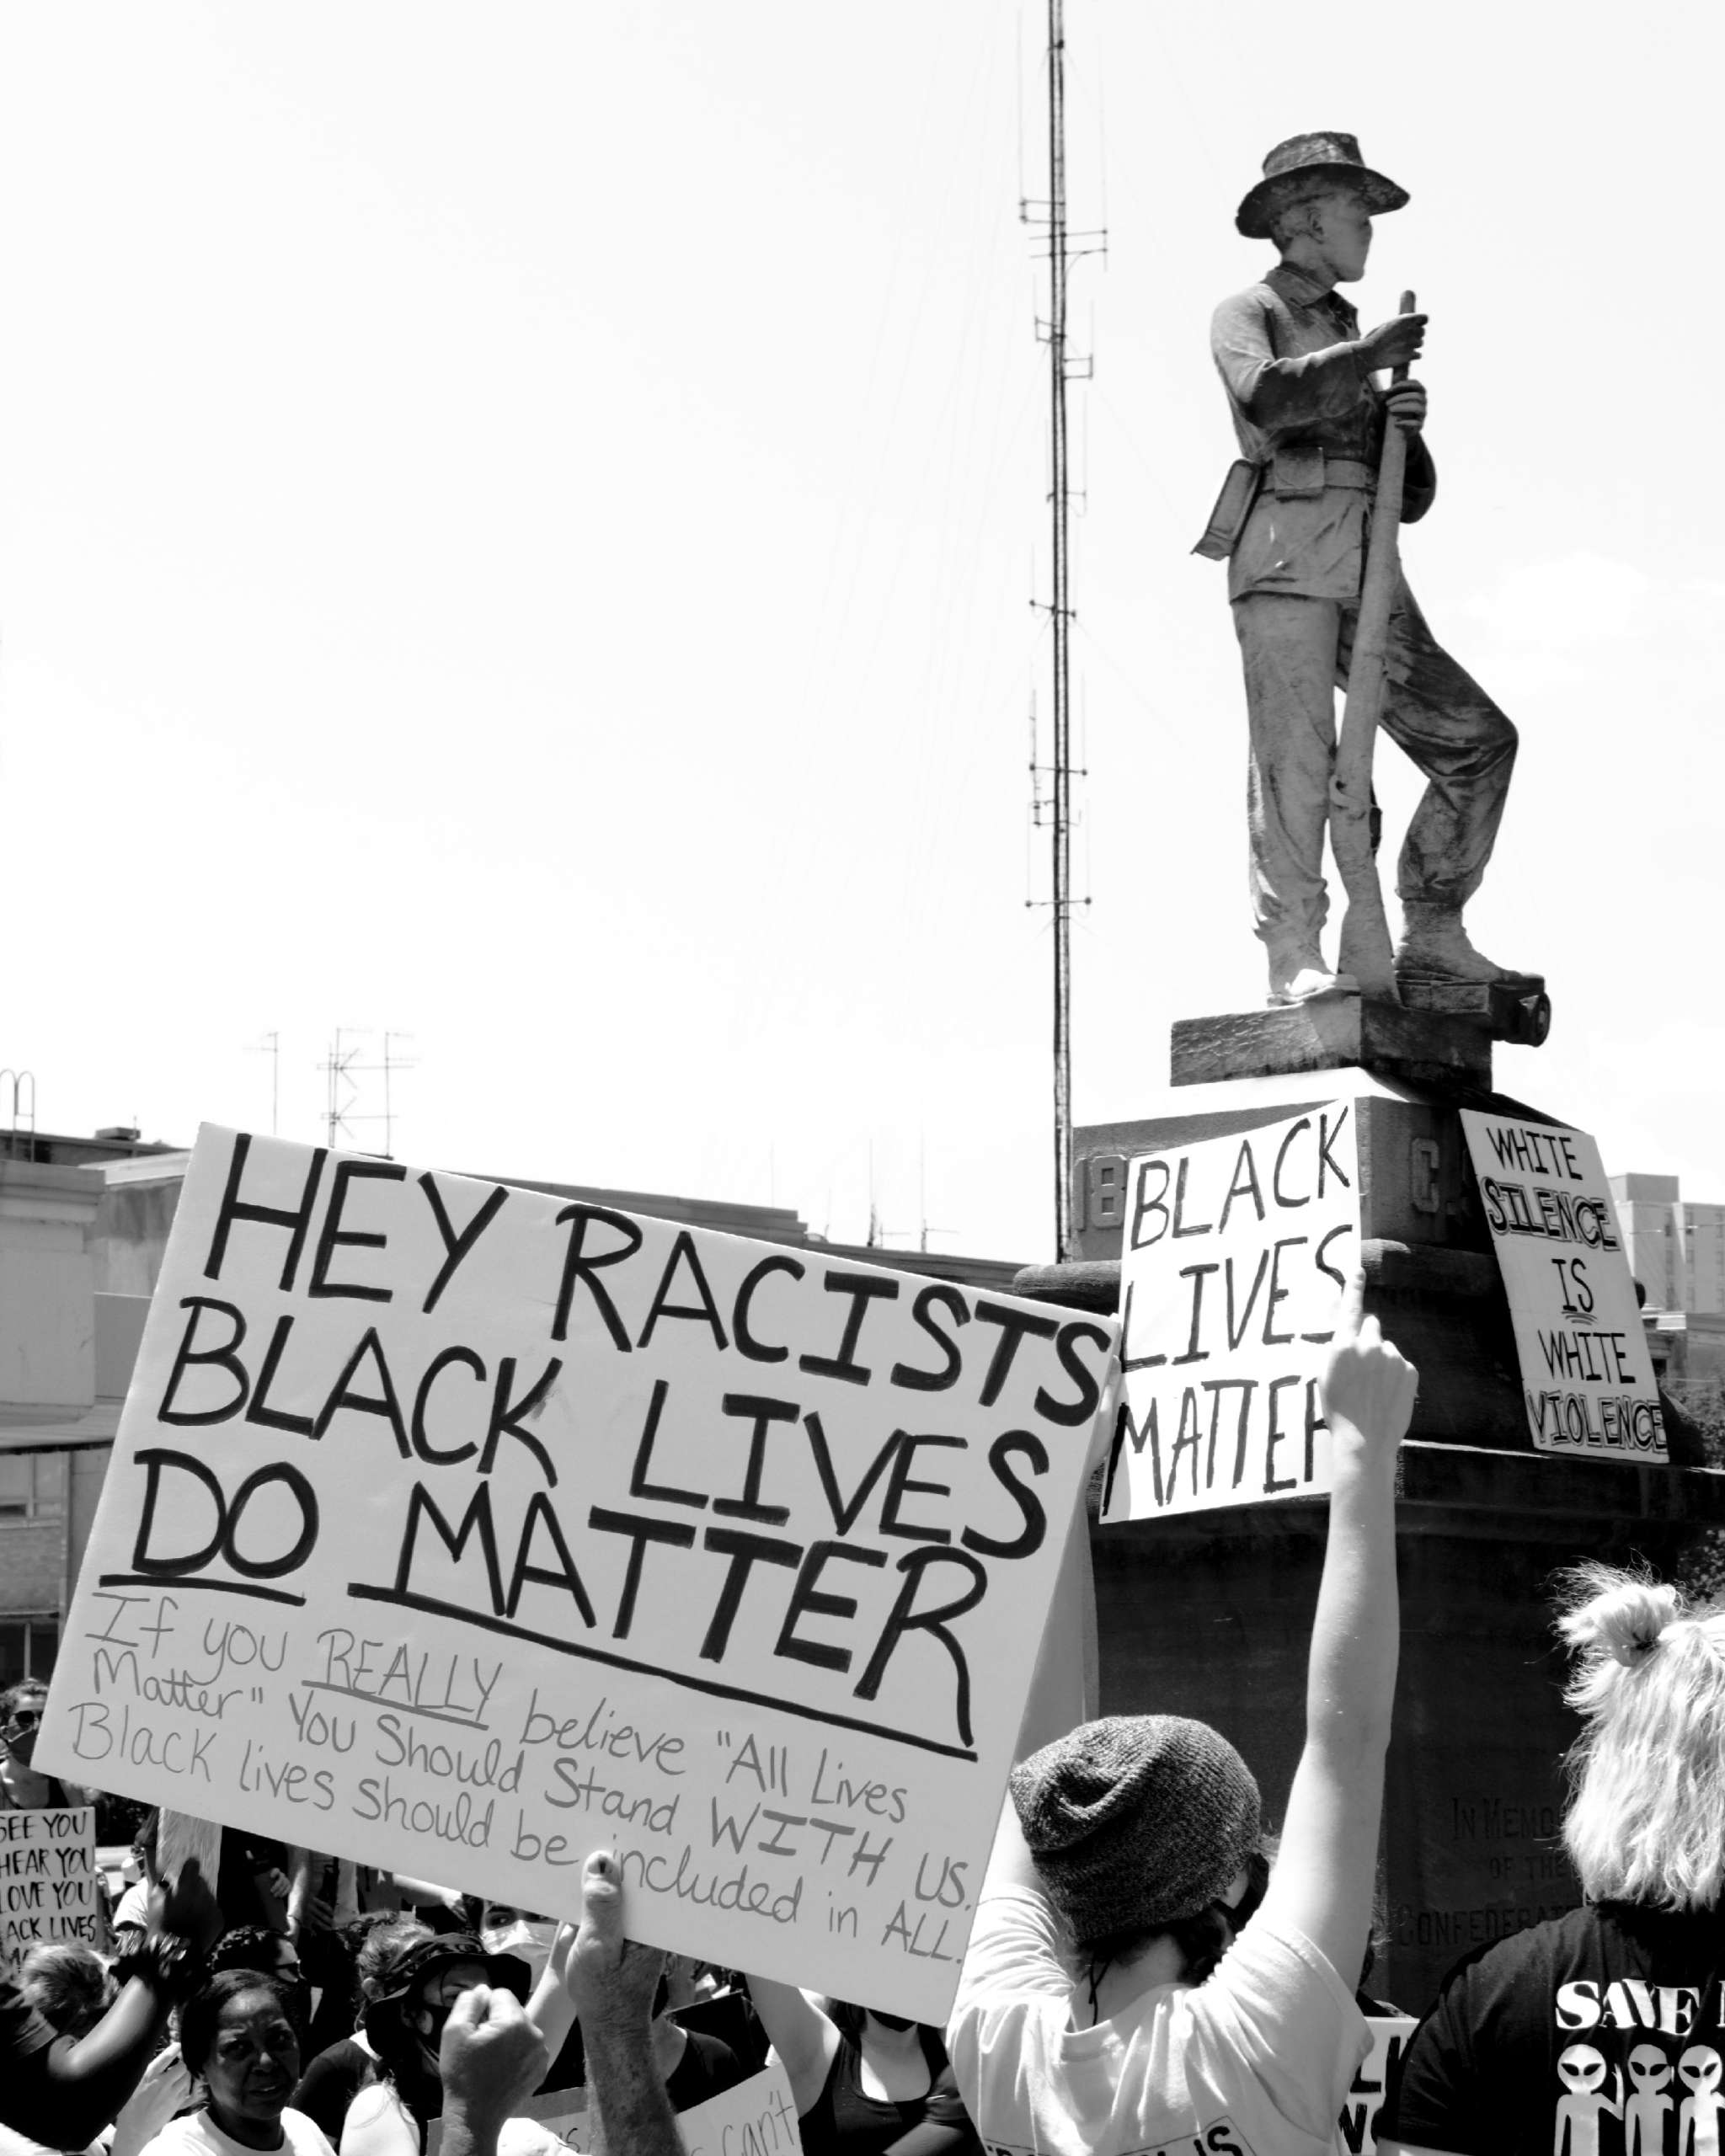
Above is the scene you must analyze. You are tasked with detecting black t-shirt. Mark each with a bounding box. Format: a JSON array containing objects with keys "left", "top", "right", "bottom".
[
  {"left": 291, "top": 2036, "right": 377, "bottom": 2143},
  {"left": 0, "top": 1978, "right": 63, "bottom": 2138},
  {"left": 1383, "top": 1901, "right": 1725, "bottom": 2156},
  {"left": 664, "top": 2026, "right": 743, "bottom": 2115}
]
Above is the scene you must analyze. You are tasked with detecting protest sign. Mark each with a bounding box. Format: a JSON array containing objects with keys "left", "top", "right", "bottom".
[
  {"left": 0, "top": 1806, "right": 100, "bottom": 1978},
  {"left": 1459, "top": 1112, "right": 1665, "bottom": 1461},
  {"left": 427, "top": 2088, "right": 589, "bottom": 2156},
  {"left": 1337, "top": 2018, "right": 1418, "bottom": 2156},
  {"left": 37, "top": 1128, "right": 1113, "bottom": 2020},
  {"left": 674, "top": 2063, "right": 798, "bottom": 2156},
  {"left": 1102, "top": 1104, "right": 1359, "bottom": 1521}
]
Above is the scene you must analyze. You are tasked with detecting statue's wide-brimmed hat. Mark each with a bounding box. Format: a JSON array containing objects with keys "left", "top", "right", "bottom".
[{"left": 1236, "top": 131, "right": 1408, "bottom": 238}]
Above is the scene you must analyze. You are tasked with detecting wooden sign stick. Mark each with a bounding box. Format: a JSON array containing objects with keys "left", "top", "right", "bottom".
[{"left": 1329, "top": 289, "right": 1416, "bottom": 1001}]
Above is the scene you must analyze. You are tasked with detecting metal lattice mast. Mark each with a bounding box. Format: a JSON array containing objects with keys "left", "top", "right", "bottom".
[{"left": 1047, "top": 0, "right": 1074, "bottom": 1259}]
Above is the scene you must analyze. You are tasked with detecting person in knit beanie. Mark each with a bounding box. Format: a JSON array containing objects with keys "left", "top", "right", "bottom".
[{"left": 945, "top": 1267, "right": 1416, "bottom": 2156}]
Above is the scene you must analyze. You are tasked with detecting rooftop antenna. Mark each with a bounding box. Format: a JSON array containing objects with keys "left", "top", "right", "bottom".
[
  {"left": 0, "top": 1069, "right": 36, "bottom": 1143},
  {"left": 319, "top": 1030, "right": 365, "bottom": 1149},
  {"left": 319, "top": 1030, "right": 418, "bottom": 1156},
  {"left": 1023, "top": 0, "right": 1102, "bottom": 1259},
  {"left": 248, "top": 1032, "right": 280, "bottom": 1135}
]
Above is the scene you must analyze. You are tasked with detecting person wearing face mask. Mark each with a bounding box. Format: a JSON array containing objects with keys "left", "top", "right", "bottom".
[
  {"left": 338, "top": 1935, "right": 573, "bottom": 2156},
  {"left": 0, "top": 1682, "right": 93, "bottom": 1813},
  {"left": 743, "top": 1981, "right": 981, "bottom": 2156},
  {"left": 136, "top": 1972, "right": 332, "bottom": 2156}
]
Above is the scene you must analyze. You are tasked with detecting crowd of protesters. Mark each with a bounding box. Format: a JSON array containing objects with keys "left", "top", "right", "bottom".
[{"left": 3, "top": 1278, "right": 1718, "bottom": 2156}]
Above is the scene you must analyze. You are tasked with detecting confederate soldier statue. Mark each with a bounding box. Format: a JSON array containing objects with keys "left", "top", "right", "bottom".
[{"left": 1206, "top": 132, "right": 1534, "bottom": 1006}]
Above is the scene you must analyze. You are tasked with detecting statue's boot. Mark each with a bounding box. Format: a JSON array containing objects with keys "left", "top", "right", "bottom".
[
  {"left": 1395, "top": 901, "right": 1540, "bottom": 988},
  {"left": 1267, "top": 938, "right": 1358, "bottom": 1006}
]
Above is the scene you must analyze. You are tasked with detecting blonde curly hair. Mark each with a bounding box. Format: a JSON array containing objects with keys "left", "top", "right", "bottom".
[{"left": 1559, "top": 1561, "right": 1725, "bottom": 1909}]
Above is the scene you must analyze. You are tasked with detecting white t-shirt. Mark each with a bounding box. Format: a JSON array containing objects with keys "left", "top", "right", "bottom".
[
  {"left": 340, "top": 2081, "right": 570, "bottom": 2156},
  {"left": 946, "top": 1887, "right": 1367, "bottom": 2156},
  {"left": 138, "top": 2108, "right": 334, "bottom": 2156}
]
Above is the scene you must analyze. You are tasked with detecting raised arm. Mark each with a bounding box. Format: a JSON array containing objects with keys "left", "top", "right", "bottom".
[
  {"left": 1255, "top": 1268, "right": 1413, "bottom": 1984},
  {"left": 738, "top": 1975, "right": 837, "bottom": 2117},
  {"left": 524, "top": 1919, "right": 578, "bottom": 2060},
  {"left": 565, "top": 1854, "right": 681, "bottom": 2156}
]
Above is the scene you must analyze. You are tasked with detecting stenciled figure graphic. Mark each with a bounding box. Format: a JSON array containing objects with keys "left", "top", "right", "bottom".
[
  {"left": 1680, "top": 2047, "right": 1725, "bottom": 2156},
  {"left": 1625, "top": 2044, "right": 1674, "bottom": 2156},
  {"left": 1555, "top": 2045, "right": 1621, "bottom": 2156}
]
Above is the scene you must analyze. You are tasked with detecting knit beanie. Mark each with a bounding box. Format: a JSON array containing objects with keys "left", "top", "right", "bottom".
[{"left": 1010, "top": 1714, "right": 1261, "bottom": 1945}]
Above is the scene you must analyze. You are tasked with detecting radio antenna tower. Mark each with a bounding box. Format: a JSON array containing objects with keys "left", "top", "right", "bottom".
[{"left": 1023, "top": 0, "right": 1101, "bottom": 1258}]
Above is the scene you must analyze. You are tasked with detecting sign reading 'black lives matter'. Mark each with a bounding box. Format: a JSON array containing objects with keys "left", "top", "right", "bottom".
[
  {"left": 37, "top": 1129, "right": 1112, "bottom": 2020},
  {"left": 1102, "top": 1104, "right": 1360, "bottom": 1521}
]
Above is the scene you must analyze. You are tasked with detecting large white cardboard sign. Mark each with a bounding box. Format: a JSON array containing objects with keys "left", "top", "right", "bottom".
[
  {"left": 1459, "top": 1111, "right": 1666, "bottom": 1461},
  {"left": 38, "top": 1129, "right": 1112, "bottom": 2020},
  {"left": 0, "top": 1806, "right": 100, "bottom": 1978},
  {"left": 1102, "top": 1104, "right": 1359, "bottom": 1521}
]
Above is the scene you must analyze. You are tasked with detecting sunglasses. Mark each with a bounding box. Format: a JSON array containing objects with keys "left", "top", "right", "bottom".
[{"left": 4, "top": 1708, "right": 42, "bottom": 1734}]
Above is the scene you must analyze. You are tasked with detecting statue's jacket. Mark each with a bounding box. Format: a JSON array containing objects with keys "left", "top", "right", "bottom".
[{"left": 1210, "top": 259, "right": 1436, "bottom": 606}]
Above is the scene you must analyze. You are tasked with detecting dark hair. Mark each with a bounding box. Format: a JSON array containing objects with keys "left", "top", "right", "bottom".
[
  {"left": 180, "top": 1971, "right": 298, "bottom": 2077},
  {"left": 19, "top": 1943, "right": 114, "bottom": 2037},
  {"left": 354, "top": 1914, "right": 431, "bottom": 2000},
  {"left": 208, "top": 1927, "right": 293, "bottom": 1978},
  {"left": 1076, "top": 1844, "right": 1271, "bottom": 1990},
  {"left": 0, "top": 1678, "right": 47, "bottom": 1722}
]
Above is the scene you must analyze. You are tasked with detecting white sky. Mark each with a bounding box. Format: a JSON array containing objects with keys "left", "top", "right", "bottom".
[{"left": 2, "top": 3, "right": 1718, "bottom": 1260}]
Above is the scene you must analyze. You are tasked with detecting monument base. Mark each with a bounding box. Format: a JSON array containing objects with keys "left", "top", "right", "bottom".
[{"left": 1017, "top": 1006, "right": 1723, "bottom": 2012}]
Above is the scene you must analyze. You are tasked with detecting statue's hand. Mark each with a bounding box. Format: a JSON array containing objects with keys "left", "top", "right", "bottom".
[
  {"left": 1382, "top": 378, "right": 1427, "bottom": 435},
  {"left": 1359, "top": 312, "right": 1427, "bottom": 372}
]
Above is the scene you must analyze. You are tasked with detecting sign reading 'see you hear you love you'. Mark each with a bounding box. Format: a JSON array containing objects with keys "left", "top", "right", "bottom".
[
  {"left": 36, "top": 1129, "right": 1114, "bottom": 2020},
  {"left": 1103, "top": 1103, "right": 1360, "bottom": 1521}
]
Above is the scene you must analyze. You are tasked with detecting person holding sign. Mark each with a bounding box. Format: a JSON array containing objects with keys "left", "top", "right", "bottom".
[
  {"left": 0, "top": 1858, "right": 222, "bottom": 2150},
  {"left": 946, "top": 1271, "right": 1414, "bottom": 2156},
  {"left": 1379, "top": 1567, "right": 1725, "bottom": 2156}
]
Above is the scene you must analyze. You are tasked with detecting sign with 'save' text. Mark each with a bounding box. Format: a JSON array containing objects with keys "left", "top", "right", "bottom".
[
  {"left": 1102, "top": 1104, "right": 1359, "bottom": 1521},
  {"left": 0, "top": 1807, "right": 100, "bottom": 1979},
  {"left": 37, "top": 1129, "right": 1112, "bottom": 2020},
  {"left": 1459, "top": 1112, "right": 1665, "bottom": 1460}
]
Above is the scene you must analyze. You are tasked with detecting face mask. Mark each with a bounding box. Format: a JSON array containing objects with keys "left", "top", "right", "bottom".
[{"left": 480, "top": 1920, "right": 559, "bottom": 1984}]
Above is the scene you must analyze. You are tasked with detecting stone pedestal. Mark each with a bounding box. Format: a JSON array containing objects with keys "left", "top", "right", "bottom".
[{"left": 1019, "top": 1007, "right": 1725, "bottom": 2011}]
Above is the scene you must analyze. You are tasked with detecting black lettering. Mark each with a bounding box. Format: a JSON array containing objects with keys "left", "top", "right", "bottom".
[
  {"left": 878, "top": 1434, "right": 965, "bottom": 1544},
  {"left": 204, "top": 1133, "right": 327, "bottom": 1290},
  {"left": 1262, "top": 1238, "right": 1306, "bottom": 1346},
  {"left": 1300, "top": 1224, "right": 1355, "bottom": 1342},
  {"left": 973, "top": 1302, "right": 1059, "bottom": 1407},
  {"left": 733, "top": 1254, "right": 806, "bottom": 1364},
  {"left": 506, "top": 1491, "right": 596, "bottom": 1625},
  {"left": 1317, "top": 1104, "right": 1353, "bottom": 1194},
  {"left": 158, "top": 1298, "right": 250, "bottom": 1427},
  {"left": 804, "top": 1416, "right": 904, "bottom": 1536},
  {"left": 308, "top": 1158, "right": 405, "bottom": 1302},
  {"left": 244, "top": 1314, "right": 314, "bottom": 1438},
  {"left": 419, "top": 1177, "right": 508, "bottom": 1314},
  {"left": 854, "top": 1547, "right": 990, "bottom": 1748},
  {"left": 889, "top": 1283, "right": 970, "bottom": 1393},
  {"left": 775, "top": 1542, "right": 886, "bottom": 1673},
  {"left": 713, "top": 1396, "right": 799, "bottom": 1524},
  {"left": 1035, "top": 1320, "right": 1110, "bottom": 1426},
  {"left": 1273, "top": 1118, "right": 1312, "bottom": 1208},
  {"left": 1216, "top": 1140, "right": 1265, "bottom": 1231},
  {"left": 628, "top": 1377, "right": 707, "bottom": 1509},
  {"left": 1131, "top": 1158, "right": 1172, "bottom": 1249},
  {"left": 477, "top": 1358, "right": 561, "bottom": 1486},
  {"left": 961, "top": 1433, "right": 1048, "bottom": 1560},
  {"left": 1171, "top": 1155, "right": 1214, "bottom": 1237},
  {"left": 221, "top": 1464, "right": 318, "bottom": 1577},
  {"left": 799, "top": 1272, "right": 901, "bottom": 1386},
  {"left": 1171, "top": 1262, "right": 1219, "bottom": 1366},
  {"left": 551, "top": 1205, "right": 643, "bottom": 1349},
  {"left": 312, "top": 1328, "right": 411, "bottom": 1456},
  {"left": 587, "top": 1508, "right": 698, "bottom": 1637},
  {"left": 698, "top": 1527, "right": 802, "bottom": 1661},
  {"left": 637, "top": 1231, "right": 729, "bottom": 1352},
  {"left": 410, "top": 1347, "right": 485, "bottom": 1466},
  {"left": 130, "top": 1450, "right": 227, "bottom": 1576},
  {"left": 394, "top": 1481, "right": 505, "bottom": 1614}
]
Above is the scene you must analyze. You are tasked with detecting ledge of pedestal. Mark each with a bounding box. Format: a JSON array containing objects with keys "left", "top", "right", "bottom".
[{"left": 1172, "top": 995, "right": 1494, "bottom": 1091}]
